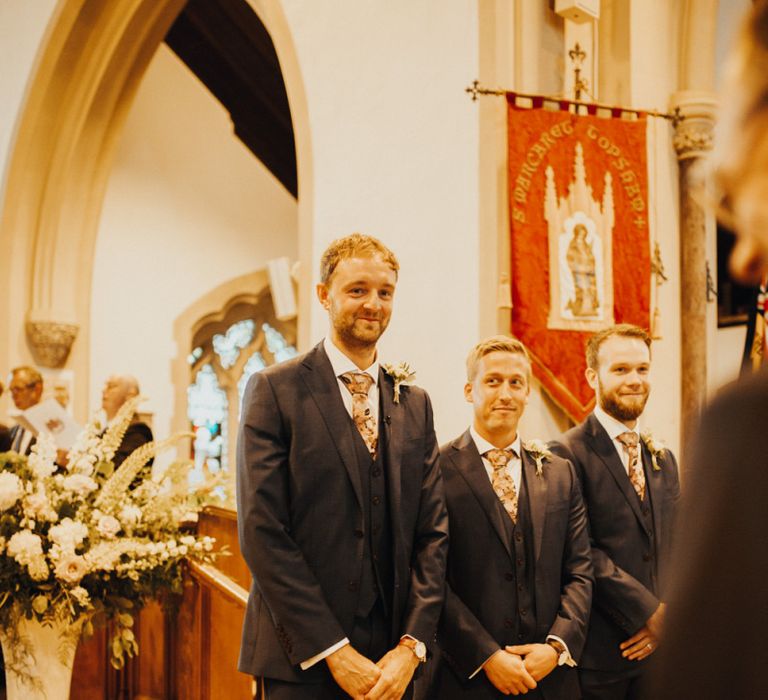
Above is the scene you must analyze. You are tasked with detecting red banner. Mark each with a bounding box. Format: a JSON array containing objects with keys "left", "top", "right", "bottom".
[{"left": 507, "top": 101, "right": 650, "bottom": 422}]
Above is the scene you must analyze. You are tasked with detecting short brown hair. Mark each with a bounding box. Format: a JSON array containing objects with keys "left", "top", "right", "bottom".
[
  {"left": 586, "top": 324, "right": 651, "bottom": 370},
  {"left": 319, "top": 233, "right": 399, "bottom": 284},
  {"left": 10, "top": 365, "right": 43, "bottom": 386},
  {"left": 466, "top": 335, "right": 531, "bottom": 381}
]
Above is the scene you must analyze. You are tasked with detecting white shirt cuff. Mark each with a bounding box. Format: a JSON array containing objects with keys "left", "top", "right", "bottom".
[
  {"left": 299, "top": 638, "right": 350, "bottom": 670},
  {"left": 469, "top": 649, "right": 502, "bottom": 679},
  {"left": 546, "top": 634, "right": 577, "bottom": 667}
]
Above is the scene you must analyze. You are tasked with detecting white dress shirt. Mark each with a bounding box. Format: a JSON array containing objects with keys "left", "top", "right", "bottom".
[
  {"left": 300, "top": 338, "right": 380, "bottom": 670},
  {"left": 593, "top": 405, "right": 641, "bottom": 475}
]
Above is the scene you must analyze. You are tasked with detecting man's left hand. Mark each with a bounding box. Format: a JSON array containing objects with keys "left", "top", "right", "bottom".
[
  {"left": 505, "top": 644, "right": 558, "bottom": 682},
  {"left": 620, "top": 625, "right": 658, "bottom": 661},
  {"left": 363, "top": 645, "right": 418, "bottom": 700}
]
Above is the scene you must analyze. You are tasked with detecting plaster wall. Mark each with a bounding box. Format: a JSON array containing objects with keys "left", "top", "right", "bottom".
[
  {"left": 90, "top": 45, "right": 298, "bottom": 456},
  {"left": 0, "top": 0, "right": 59, "bottom": 414},
  {"left": 276, "top": 0, "right": 481, "bottom": 444}
]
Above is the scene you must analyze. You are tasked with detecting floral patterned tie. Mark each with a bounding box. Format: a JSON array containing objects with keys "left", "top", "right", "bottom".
[
  {"left": 484, "top": 448, "right": 518, "bottom": 523},
  {"left": 340, "top": 371, "right": 378, "bottom": 456},
  {"left": 617, "top": 431, "right": 645, "bottom": 501}
]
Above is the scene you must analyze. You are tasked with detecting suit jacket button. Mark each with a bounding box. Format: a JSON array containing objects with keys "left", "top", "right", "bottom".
[
  {"left": 354, "top": 529, "right": 364, "bottom": 538},
  {"left": 505, "top": 572, "right": 514, "bottom": 582},
  {"left": 642, "top": 553, "right": 652, "bottom": 562},
  {"left": 517, "top": 633, "right": 524, "bottom": 640},
  {"left": 515, "top": 533, "right": 523, "bottom": 542},
  {"left": 348, "top": 580, "right": 358, "bottom": 591},
  {"left": 519, "top": 609, "right": 527, "bottom": 616},
  {"left": 642, "top": 506, "right": 650, "bottom": 515},
  {"left": 372, "top": 496, "right": 381, "bottom": 505},
  {"left": 504, "top": 618, "right": 514, "bottom": 629}
]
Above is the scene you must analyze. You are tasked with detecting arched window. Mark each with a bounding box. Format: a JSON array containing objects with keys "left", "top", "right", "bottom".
[{"left": 186, "top": 292, "right": 297, "bottom": 485}]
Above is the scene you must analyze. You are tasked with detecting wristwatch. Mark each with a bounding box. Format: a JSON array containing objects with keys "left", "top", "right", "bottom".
[
  {"left": 398, "top": 637, "right": 427, "bottom": 663},
  {"left": 546, "top": 638, "right": 571, "bottom": 667}
]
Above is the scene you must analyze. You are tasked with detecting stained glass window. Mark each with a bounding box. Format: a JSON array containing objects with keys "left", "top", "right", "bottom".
[
  {"left": 238, "top": 351, "right": 267, "bottom": 414},
  {"left": 187, "top": 364, "right": 228, "bottom": 481},
  {"left": 213, "top": 319, "right": 255, "bottom": 369},
  {"left": 263, "top": 323, "right": 298, "bottom": 363}
]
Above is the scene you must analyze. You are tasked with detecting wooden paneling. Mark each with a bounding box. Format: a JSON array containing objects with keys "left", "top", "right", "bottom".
[{"left": 70, "top": 507, "right": 253, "bottom": 699}]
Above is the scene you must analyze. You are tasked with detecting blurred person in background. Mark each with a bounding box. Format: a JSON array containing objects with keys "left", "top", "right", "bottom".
[
  {"left": 0, "top": 381, "right": 11, "bottom": 452},
  {"left": 8, "top": 365, "right": 43, "bottom": 455},
  {"left": 100, "top": 374, "right": 153, "bottom": 469}
]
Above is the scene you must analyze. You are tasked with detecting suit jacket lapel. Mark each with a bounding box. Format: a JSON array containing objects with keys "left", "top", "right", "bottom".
[
  {"left": 300, "top": 344, "right": 364, "bottom": 510},
  {"left": 451, "top": 430, "right": 514, "bottom": 558},
  {"left": 641, "top": 441, "right": 663, "bottom": 542},
  {"left": 586, "top": 414, "right": 647, "bottom": 533},
  {"left": 522, "top": 449, "right": 547, "bottom": 564},
  {"left": 380, "top": 370, "right": 403, "bottom": 536}
]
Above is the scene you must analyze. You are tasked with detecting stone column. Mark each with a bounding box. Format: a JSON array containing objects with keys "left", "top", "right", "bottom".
[{"left": 670, "top": 91, "right": 717, "bottom": 448}]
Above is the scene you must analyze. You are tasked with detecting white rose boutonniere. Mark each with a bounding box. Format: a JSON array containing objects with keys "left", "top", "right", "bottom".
[
  {"left": 640, "top": 431, "right": 666, "bottom": 471},
  {"left": 523, "top": 439, "right": 553, "bottom": 477},
  {"left": 382, "top": 362, "right": 416, "bottom": 404}
]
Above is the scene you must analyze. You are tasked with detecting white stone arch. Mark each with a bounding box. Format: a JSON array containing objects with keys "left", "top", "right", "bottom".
[{"left": 0, "top": 0, "right": 313, "bottom": 420}]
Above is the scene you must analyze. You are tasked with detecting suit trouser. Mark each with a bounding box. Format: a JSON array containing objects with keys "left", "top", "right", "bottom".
[
  {"left": 263, "top": 601, "right": 413, "bottom": 700},
  {"left": 579, "top": 668, "right": 647, "bottom": 700}
]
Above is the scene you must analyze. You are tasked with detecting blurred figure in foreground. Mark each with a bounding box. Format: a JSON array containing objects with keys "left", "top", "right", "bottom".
[{"left": 651, "top": 3, "right": 768, "bottom": 698}]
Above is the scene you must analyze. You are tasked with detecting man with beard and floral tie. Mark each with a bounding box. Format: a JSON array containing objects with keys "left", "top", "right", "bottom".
[
  {"left": 550, "top": 325, "right": 680, "bottom": 700},
  {"left": 237, "top": 233, "right": 448, "bottom": 700}
]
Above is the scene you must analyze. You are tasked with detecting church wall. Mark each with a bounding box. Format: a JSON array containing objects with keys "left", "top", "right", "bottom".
[
  {"left": 90, "top": 45, "right": 298, "bottom": 455},
  {"left": 276, "top": 0, "right": 481, "bottom": 444},
  {"left": 0, "top": 0, "right": 59, "bottom": 414},
  {"left": 0, "top": 0, "right": 741, "bottom": 459}
]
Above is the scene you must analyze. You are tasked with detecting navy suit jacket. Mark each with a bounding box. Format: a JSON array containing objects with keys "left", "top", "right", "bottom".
[
  {"left": 550, "top": 414, "right": 680, "bottom": 675},
  {"left": 433, "top": 431, "right": 593, "bottom": 699},
  {"left": 236, "top": 342, "right": 449, "bottom": 682}
]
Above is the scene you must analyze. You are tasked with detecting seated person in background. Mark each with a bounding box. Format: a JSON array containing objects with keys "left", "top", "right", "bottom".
[
  {"left": 0, "top": 381, "right": 11, "bottom": 452},
  {"left": 8, "top": 365, "right": 44, "bottom": 455},
  {"left": 430, "top": 336, "right": 592, "bottom": 699},
  {"left": 101, "top": 374, "right": 153, "bottom": 468}
]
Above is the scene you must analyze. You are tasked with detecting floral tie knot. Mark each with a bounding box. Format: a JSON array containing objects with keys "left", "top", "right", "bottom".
[
  {"left": 484, "top": 448, "right": 516, "bottom": 471},
  {"left": 340, "top": 372, "right": 374, "bottom": 397}
]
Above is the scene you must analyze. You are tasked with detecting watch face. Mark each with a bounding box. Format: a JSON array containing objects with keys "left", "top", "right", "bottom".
[{"left": 415, "top": 641, "right": 427, "bottom": 661}]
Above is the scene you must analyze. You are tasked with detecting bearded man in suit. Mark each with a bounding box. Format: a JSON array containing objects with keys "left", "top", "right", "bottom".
[
  {"left": 430, "top": 336, "right": 592, "bottom": 699},
  {"left": 550, "top": 324, "right": 680, "bottom": 700},
  {"left": 237, "top": 233, "right": 448, "bottom": 700}
]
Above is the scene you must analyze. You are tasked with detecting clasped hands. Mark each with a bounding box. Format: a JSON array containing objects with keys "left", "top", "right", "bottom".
[
  {"left": 326, "top": 642, "right": 418, "bottom": 700},
  {"left": 483, "top": 643, "right": 558, "bottom": 695},
  {"left": 620, "top": 602, "right": 665, "bottom": 662}
]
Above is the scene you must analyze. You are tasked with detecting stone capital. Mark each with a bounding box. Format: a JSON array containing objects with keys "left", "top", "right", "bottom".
[
  {"left": 670, "top": 90, "right": 718, "bottom": 161},
  {"left": 25, "top": 320, "right": 79, "bottom": 369}
]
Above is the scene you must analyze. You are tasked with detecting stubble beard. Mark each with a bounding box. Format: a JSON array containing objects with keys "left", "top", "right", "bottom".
[{"left": 334, "top": 314, "right": 389, "bottom": 351}]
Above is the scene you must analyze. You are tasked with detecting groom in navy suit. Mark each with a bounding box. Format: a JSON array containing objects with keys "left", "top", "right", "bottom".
[
  {"left": 550, "top": 325, "right": 680, "bottom": 700},
  {"left": 237, "top": 234, "right": 448, "bottom": 699}
]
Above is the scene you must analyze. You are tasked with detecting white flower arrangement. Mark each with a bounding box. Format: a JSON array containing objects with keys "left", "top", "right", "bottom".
[
  {"left": 382, "top": 362, "right": 416, "bottom": 404},
  {"left": 0, "top": 395, "right": 222, "bottom": 680},
  {"left": 522, "top": 439, "right": 554, "bottom": 477},
  {"left": 640, "top": 430, "right": 666, "bottom": 471}
]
